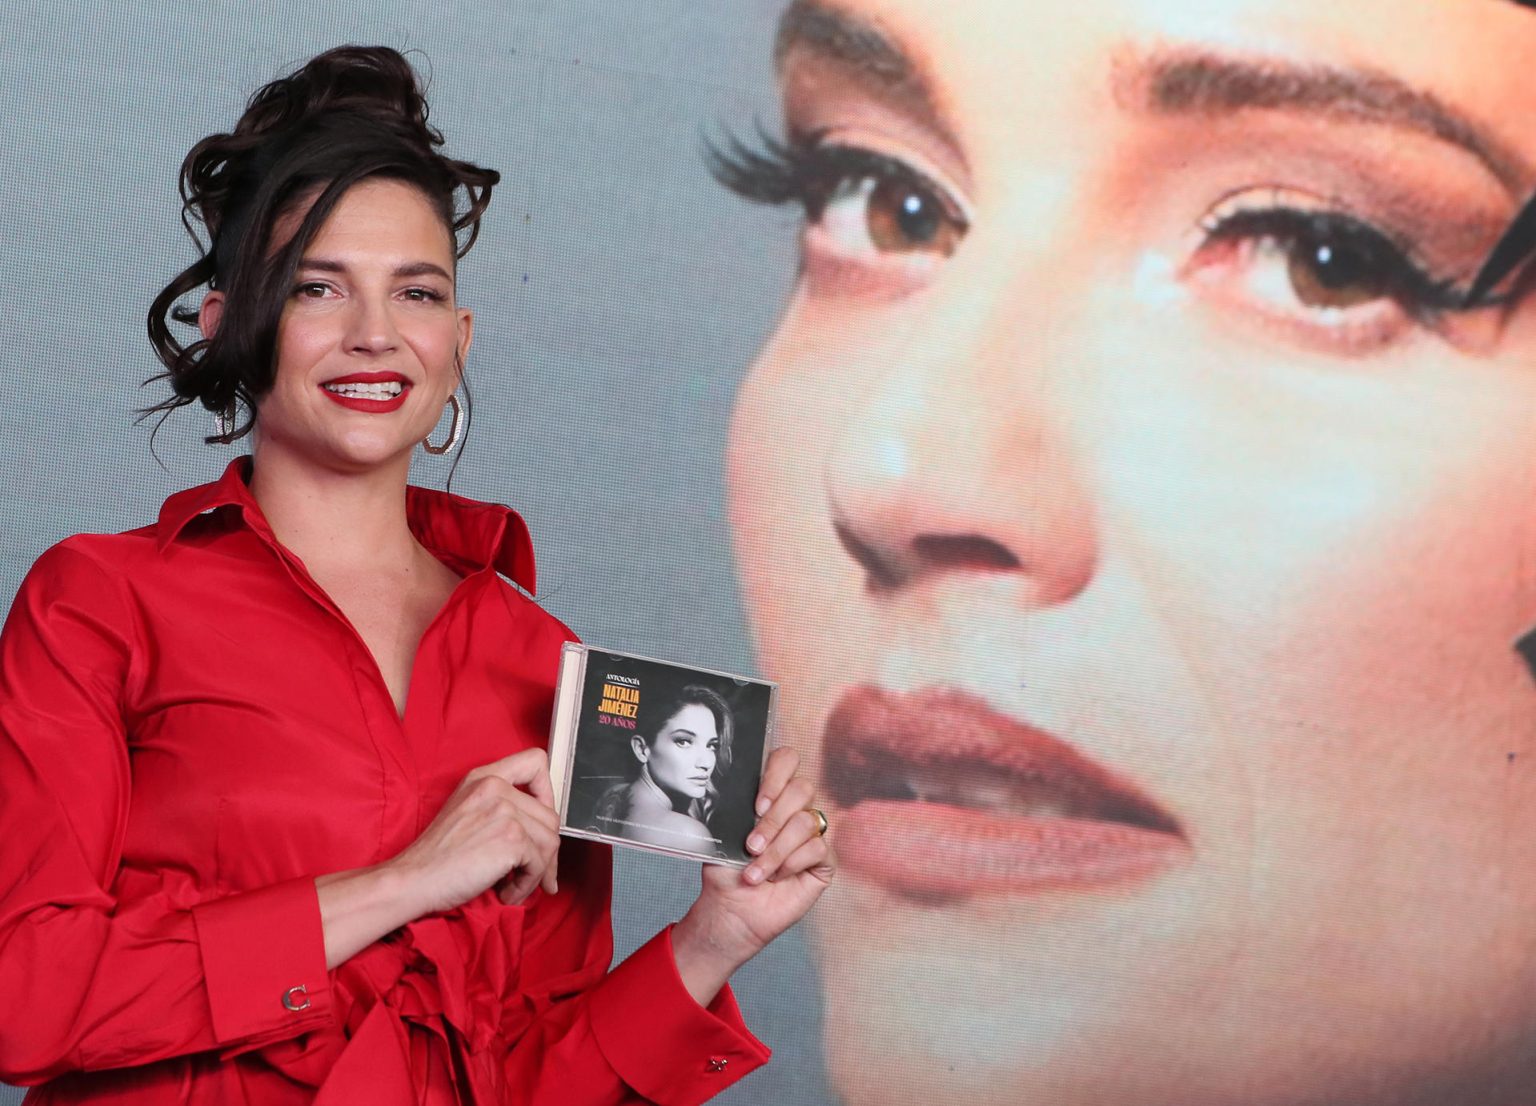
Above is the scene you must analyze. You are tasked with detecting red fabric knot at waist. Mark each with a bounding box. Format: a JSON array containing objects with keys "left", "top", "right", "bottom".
[{"left": 254, "top": 902, "right": 531, "bottom": 1105}]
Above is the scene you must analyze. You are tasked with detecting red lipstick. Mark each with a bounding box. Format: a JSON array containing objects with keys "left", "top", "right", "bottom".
[
  {"left": 319, "top": 371, "right": 411, "bottom": 413},
  {"left": 823, "top": 686, "right": 1187, "bottom": 900}
]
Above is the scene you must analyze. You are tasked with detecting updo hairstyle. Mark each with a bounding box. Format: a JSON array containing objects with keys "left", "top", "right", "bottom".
[{"left": 145, "top": 45, "right": 499, "bottom": 443}]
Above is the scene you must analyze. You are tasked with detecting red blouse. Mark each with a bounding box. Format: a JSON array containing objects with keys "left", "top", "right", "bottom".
[{"left": 0, "top": 458, "right": 768, "bottom": 1105}]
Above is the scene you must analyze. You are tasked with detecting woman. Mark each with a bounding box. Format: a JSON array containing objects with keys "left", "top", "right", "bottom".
[
  {"left": 0, "top": 46, "right": 833, "bottom": 1104},
  {"left": 720, "top": 1, "right": 1536, "bottom": 1104},
  {"left": 593, "top": 685, "right": 735, "bottom": 856}
]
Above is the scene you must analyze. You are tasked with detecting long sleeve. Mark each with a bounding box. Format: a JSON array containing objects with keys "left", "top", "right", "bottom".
[
  {"left": 1, "top": 470, "right": 778, "bottom": 1104},
  {"left": 0, "top": 543, "right": 332, "bottom": 1085},
  {"left": 499, "top": 840, "right": 771, "bottom": 1106}
]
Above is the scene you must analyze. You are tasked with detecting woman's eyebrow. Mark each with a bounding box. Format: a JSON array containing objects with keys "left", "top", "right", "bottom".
[
  {"left": 776, "top": 1, "right": 911, "bottom": 87},
  {"left": 1121, "top": 50, "right": 1529, "bottom": 192},
  {"left": 775, "top": 6, "right": 1529, "bottom": 190},
  {"left": 297, "top": 257, "right": 453, "bottom": 281},
  {"left": 775, "top": 0, "right": 950, "bottom": 137}
]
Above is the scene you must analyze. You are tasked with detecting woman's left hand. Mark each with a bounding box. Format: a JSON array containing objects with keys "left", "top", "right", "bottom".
[{"left": 672, "top": 747, "right": 835, "bottom": 1001}]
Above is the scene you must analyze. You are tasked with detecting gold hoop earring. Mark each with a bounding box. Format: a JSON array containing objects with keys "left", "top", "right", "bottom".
[{"left": 423, "top": 394, "right": 463, "bottom": 455}]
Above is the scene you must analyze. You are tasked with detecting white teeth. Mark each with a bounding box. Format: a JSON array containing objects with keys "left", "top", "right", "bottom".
[
  {"left": 916, "top": 779, "right": 1080, "bottom": 819},
  {"left": 323, "top": 381, "right": 404, "bottom": 398},
  {"left": 909, "top": 764, "right": 1090, "bottom": 820}
]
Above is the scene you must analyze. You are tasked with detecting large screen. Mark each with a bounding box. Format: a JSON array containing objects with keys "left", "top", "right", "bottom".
[{"left": 5, "top": 3, "right": 1535, "bottom": 1104}]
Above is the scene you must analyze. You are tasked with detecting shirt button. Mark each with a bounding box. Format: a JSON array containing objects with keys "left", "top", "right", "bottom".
[
  {"left": 707, "top": 1057, "right": 728, "bottom": 1073},
  {"left": 281, "top": 984, "right": 311, "bottom": 1012}
]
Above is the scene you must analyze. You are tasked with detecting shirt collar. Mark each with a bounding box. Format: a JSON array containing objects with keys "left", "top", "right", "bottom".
[{"left": 155, "top": 457, "right": 538, "bottom": 593}]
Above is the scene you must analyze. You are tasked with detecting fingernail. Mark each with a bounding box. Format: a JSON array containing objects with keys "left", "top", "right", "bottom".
[
  {"left": 755, "top": 796, "right": 770, "bottom": 816},
  {"left": 744, "top": 865, "right": 764, "bottom": 885},
  {"left": 747, "top": 833, "right": 765, "bottom": 854}
]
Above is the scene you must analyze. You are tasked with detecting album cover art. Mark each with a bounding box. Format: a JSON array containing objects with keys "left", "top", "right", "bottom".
[{"left": 549, "top": 643, "right": 776, "bottom": 866}]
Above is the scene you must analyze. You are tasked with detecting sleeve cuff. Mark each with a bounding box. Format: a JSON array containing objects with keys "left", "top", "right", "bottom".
[
  {"left": 192, "top": 877, "right": 332, "bottom": 1046},
  {"left": 587, "top": 926, "right": 771, "bottom": 1106}
]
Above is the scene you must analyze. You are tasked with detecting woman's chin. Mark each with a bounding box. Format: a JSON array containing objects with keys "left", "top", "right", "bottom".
[{"left": 810, "top": 860, "right": 1536, "bottom": 1106}]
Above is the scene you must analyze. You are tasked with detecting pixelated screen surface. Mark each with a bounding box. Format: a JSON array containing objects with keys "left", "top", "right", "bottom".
[{"left": 3, "top": 2, "right": 1534, "bottom": 1104}]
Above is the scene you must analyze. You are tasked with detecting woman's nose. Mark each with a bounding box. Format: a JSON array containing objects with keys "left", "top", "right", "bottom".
[
  {"left": 824, "top": 315, "right": 1099, "bottom": 608},
  {"left": 344, "top": 294, "right": 401, "bottom": 354}
]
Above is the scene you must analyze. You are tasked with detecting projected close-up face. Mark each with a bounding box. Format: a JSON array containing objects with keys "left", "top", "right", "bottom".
[
  {"left": 639, "top": 702, "right": 722, "bottom": 802},
  {"left": 725, "top": 1, "right": 1536, "bottom": 1103}
]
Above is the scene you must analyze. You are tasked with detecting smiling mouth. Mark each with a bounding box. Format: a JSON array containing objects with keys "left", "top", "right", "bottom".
[
  {"left": 823, "top": 686, "right": 1187, "bottom": 900},
  {"left": 323, "top": 381, "right": 404, "bottom": 399},
  {"left": 319, "top": 372, "right": 412, "bottom": 412}
]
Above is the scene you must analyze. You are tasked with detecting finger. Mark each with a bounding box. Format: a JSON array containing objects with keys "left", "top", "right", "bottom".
[
  {"left": 497, "top": 780, "right": 561, "bottom": 892},
  {"left": 494, "top": 824, "right": 558, "bottom": 905},
  {"left": 754, "top": 746, "right": 801, "bottom": 818},
  {"left": 467, "top": 747, "right": 544, "bottom": 784},
  {"left": 510, "top": 800, "right": 562, "bottom": 891},
  {"left": 503, "top": 785, "right": 561, "bottom": 835},
  {"left": 467, "top": 772, "right": 558, "bottom": 833},
  {"left": 744, "top": 804, "right": 818, "bottom": 885},
  {"left": 502, "top": 800, "right": 560, "bottom": 864},
  {"left": 770, "top": 830, "right": 835, "bottom": 883},
  {"left": 497, "top": 864, "right": 542, "bottom": 905},
  {"left": 541, "top": 840, "right": 563, "bottom": 897},
  {"left": 455, "top": 776, "right": 560, "bottom": 849},
  {"left": 480, "top": 748, "right": 557, "bottom": 808},
  {"left": 746, "top": 775, "right": 814, "bottom": 858},
  {"left": 522, "top": 759, "right": 556, "bottom": 810}
]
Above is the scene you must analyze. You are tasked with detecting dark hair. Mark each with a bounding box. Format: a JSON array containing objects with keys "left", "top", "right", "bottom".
[
  {"left": 634, "top": 684, "right": 737, "bottom": 783},
  {"left": 144, "top": 45, "right": 499, "bottom": 443}
]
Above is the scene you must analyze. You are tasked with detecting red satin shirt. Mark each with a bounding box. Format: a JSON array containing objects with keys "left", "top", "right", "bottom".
[{"left": 0, "top": 458, "right": 768, "bottom": 1104}]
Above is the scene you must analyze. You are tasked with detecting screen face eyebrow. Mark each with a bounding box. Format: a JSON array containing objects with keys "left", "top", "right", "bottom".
[
  {"left": 776, "top": 5, "right": 1529, "bottom": 185},
  {"left": 1120, "top": 50, "right": 1529, "bottom": 192},
  {"left": 774, "top": 0, "right": 947, "bottom": 134},
  {"left": 776, "top": 0, "right": 912, "bottom": 85}
]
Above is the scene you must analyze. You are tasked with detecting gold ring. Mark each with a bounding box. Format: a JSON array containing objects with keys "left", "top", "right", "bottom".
[{"left": 807, "top": 807, "right": 829, "bottom": 837}]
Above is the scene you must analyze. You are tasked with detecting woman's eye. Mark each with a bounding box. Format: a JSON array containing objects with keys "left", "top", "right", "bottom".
[
  {"left": 707, "top": 133, "right": 969, "bottom": 297},
  {"left": 1281, "top": 229, "right": 1394, "bottom": 310},
  {"left": 819, "top": 169, "right": 964, "bottom": 258},
  {"left": 293, "top": 281, "right": 332, "bottom": 299},
  {"left": 1185, "top": 194, "right": 1467, "bottom": 352}
]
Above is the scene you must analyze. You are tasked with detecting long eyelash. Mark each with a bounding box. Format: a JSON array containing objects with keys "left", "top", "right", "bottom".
[
  {"left": 707, "top": 126, "right": 964, "bottom": 226},
  {"left": 1201, "top": 207, "right": 1490, "bottom": 320},
  {"left": 706, "top": 125, "right": 811, "bottom": 207}
]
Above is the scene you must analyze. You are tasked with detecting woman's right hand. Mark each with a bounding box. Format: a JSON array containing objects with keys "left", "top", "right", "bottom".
[
  {"left": 316, "top": 749, "right": 560, "bottom": 968},
  {"left": 387, "top": 749, "right": 561, "bottom": 913}
]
